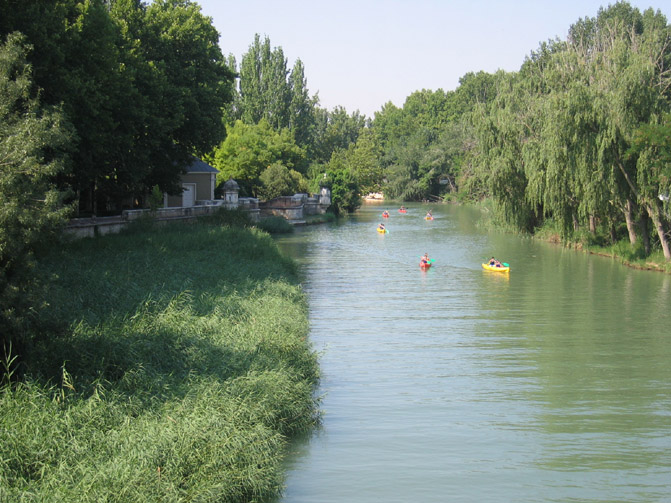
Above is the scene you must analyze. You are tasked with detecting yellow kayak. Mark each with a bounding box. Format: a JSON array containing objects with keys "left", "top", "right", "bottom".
[
  {"left": 377, "top": 227, "right": 388, "bottom": 234},
  {"left": 482, "top": 262, "right": 510, "bottom": 272}
]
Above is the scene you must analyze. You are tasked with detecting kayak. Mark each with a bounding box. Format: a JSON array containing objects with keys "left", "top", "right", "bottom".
[
  {"left": 425, "top": 216, "right": 433, "bottom": 220},
  {"left": 482, "top": 262, "right": 510, "bottom": 272},
  {"left": 377, "top": 227, "right": 388, "bottom": 234},
  {"left": 382, "top": 213, "right": 389, "bottom": 218},
  {"left": 420, "top": 261, "right": 431, "bottom": 269},
  {"left": 398, "top": 209, "right": 407, "bottom": 213}
]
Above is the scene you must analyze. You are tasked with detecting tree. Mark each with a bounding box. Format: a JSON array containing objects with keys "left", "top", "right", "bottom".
[
  {"left": 288, "top": 58, "right": 317, "bottom": 150},
  {"left": 324, "top": 150, "right": 361, "bottom": 214},
  {"left": 131, "top": 0, "right": 235, "bottom": 196},
  {"left": 0, "top": 33, "right": 73, "bottom": 352},
  {"left": 238, "top": 34, "right": 290, "bottom": 129},
  {"left": 1, "top": 0, "right": 235, "bottom": 214},
  {"left": 211, "top": 119, "right": 305, "bottom": 197},
  {"left": 345, "top": 128, "right": 383, "bottom": 195},
  {"left": 584, "top": 4, "right": 671, "bottom": 258},
  {"left": 258, "top": 162, "right": 307, "bottom": 200},
  {"left": 310, "top": 105, "right": 366, "bottom": 165}
]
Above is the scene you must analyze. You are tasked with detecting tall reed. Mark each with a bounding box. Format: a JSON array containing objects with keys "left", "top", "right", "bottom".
[{"left": 0, "top": 218, "right": 319, "bottom": 502}]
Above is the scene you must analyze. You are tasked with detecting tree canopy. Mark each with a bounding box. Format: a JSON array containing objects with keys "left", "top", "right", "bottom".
[{"left": 0, "top": 0, "right": 235, "bottom": 214}]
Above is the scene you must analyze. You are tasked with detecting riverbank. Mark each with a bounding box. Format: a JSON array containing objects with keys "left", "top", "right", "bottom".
[
  {"left": 534, "top": 227, "right": 671, "bottom": 274},
  {"left": 471, "top": 199, "right": 671, "bottom": 274},
  {"left": 0, "top": 217, "right": 320, "bottom": 502}
]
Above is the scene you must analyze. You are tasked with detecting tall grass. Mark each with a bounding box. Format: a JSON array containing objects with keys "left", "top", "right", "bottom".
[{"left": 0, "top": 219, "right": 319, "bottom": 502}]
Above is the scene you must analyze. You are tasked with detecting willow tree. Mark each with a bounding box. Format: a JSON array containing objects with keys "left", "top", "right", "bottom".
[
  {"left": 471, "top": 70, "right": 538, "bottom": 231},
  {"left": 582, "top": 4, "right": 671, "bottom": 259}
]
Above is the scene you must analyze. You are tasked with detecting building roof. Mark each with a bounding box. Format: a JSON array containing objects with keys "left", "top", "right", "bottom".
[{"left": 185, "top": 157, "right": 219, "bottom": 174}]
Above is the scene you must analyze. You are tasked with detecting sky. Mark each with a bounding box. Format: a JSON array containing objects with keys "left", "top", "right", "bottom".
[{"left": 195, "top": 0, "right": 670, "bottom": 118}]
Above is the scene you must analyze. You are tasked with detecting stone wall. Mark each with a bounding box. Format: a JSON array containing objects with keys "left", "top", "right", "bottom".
[
  {"left": 65, "top": 202, "right": 260, "bottom": 239},
  {"left": 259, "top": 193, "right": 329, "bottom": 221}
]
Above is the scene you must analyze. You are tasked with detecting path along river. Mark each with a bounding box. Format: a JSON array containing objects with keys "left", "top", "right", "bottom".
[{"left": 274, "top": 202, "right": 671, "bottom": 503}]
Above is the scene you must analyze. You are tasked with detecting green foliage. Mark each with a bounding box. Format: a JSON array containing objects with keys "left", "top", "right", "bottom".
[
  {"left": 0, "top": 0, "right": 236, "bottom": 213},
  {"left": 148, "top": 184, "right": 163, "bottom": 212},
  {"left": 258, "top": 162, "right": 307, "bottom": 201},
  {"left": 345, "top": 128, "right": 383, "bottom": 194},
  {"left": 212, "top": 119, "right": 306, "bottom": 197},
  {"left": 324, "top": 150, "right": 361, "bottom": 214},
  {"left": 310, "top": 106, "right": 367, "bottom": 165},
  {"left": 0, "top": 221, "right": 318, "bottom": 501},
  {"left": 0, "top": 32, "right": 73, "bottom": 352},
  {"left": 288, "top": 58, "right": 318, "bottom": 149},
  {"left": 463, "top": 3, "right": 671, "bottom": 258},
  {"left": 628, "top": 113, "right": 671, "bottom": 202},
  {"left": 204, "top": 207, "right": 254, "bottom": 228},
  {"left": 234, "top": 34, "right": 318, "bottom": 154},
  {"left": 237, "top": 34, "right": 291, "bottom": 129},
  {"left": 256, "top": 216, "right": 294, "bottom": 234},
  {"left": 372, "top": 77, "right": 494, "bottom": 202}
]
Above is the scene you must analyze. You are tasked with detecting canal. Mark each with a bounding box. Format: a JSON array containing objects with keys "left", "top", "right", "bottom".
[{"left": 275, "top": 202, "right": 671, "bottom": 503}]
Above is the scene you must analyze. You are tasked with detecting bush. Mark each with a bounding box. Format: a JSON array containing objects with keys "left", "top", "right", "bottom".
[
  {"left": 206, "top": 207, "right": 254, "bottom": 228},
  {"left": 256, "top": 216, "right": 294, "bottom": 234}
]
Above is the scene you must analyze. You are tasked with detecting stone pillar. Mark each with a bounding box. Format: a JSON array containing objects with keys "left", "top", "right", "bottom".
[
  {"left": 319, "top": 185, "right": 331, "bottom": 206},
  {"left": 223, "top": 178, "right": 240, "bottom": 209}
]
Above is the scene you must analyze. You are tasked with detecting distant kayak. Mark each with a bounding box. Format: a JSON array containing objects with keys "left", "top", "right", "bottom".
[
  {"left": 425, "top": 216, "right": 433, "bottom": 220},
  {"left": 482, "top": 263, "right": 510, "bottom": 272},
  {"left": 398, "top": 209, "right": 407, "bottom": 213},
  {"left": 377, "top": 227, "right": 388, "bottom": 234},
  {"left": 382, "top": 213, "right": 389, "bottom": 218},
  {"left": 420, "top": 261, "right": 432, "bottom": 269}
]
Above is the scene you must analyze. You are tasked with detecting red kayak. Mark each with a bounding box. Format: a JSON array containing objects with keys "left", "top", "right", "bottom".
[
  {"left": 419, "top": 261, "right": 431, "bottom": 269},
  {"left": 398, "top": 209, "right": 407, "bottom": 214}
]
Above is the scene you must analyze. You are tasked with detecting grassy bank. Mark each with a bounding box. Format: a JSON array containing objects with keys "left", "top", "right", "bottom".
[{"left": 0, "top": 217, "right": 319, "bottom": 502}]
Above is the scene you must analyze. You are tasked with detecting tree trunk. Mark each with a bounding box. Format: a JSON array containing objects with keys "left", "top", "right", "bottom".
[
  {"left": 589, "top": 215, "right": 596, "bottom": 234},
  {"left": 614, "top": 159, "right": 666, "bottom": 259},
  {"left": 638, "top": 211, "right": 651, "bottom": 255},
  {"left": 645, "top": 200, "right": 671, "bottom": 260},
  {"left": 624, "top": 199, "right": 637, "bottom": 245}
]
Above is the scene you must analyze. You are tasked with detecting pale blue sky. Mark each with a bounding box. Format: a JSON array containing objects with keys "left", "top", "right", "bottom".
[{"left": 195, "top": 0, "right": 669, "bottom": 117}]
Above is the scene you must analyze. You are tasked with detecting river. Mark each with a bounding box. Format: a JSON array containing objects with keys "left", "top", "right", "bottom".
[{"left": 274, "top": 202, "right": 671, "bottom": 503}]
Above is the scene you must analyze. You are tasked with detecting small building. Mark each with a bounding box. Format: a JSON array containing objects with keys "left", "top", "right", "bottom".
[{"left": 164, "top": 157, "right": 219, "bottom": 208}]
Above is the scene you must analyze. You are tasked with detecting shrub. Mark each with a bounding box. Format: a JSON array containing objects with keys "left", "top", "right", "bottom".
[{"left": 256, "top": 216, "right": 294, "bottom": 234}]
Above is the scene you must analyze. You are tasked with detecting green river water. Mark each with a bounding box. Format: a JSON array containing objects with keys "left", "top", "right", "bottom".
[{"left": 275, "top": 203, "right": 671, "bottom": 503}]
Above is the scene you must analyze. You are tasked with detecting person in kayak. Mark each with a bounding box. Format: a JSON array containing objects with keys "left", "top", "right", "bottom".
[
  {"left": 489, "top": 257, "right": 502, "bottom": 267},
  {"left": 421, "top": 252, "right": 430, "bottom": 265},
  {"left": 378, "top": 223, "right": 386, "bottom": 232},
  {"left": 426, "top": 210, "right": 433, "bottom": 219},
  {"left": 382, "top": 210, "right": 389, "bottom": 218}
]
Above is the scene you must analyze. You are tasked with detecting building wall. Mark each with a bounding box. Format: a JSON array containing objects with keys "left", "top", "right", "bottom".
[{"left": 166, "top": 173, "right": 213, "bottom": 207}]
